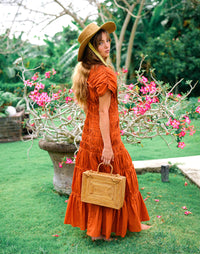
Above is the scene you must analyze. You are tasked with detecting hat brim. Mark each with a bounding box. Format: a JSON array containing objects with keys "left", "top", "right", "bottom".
[{"left": 78, "top": 21, "right": 116, "bottom": 61}]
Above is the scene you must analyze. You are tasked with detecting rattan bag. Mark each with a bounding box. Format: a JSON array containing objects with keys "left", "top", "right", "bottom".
[{"left": 81, "top": 162, "right": 126, "bottom": 210}]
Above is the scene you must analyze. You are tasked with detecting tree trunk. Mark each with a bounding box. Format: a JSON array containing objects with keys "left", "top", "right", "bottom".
[
  {"left": 115, "top": 3, "right": 136, "bottom": 71},
  {"left": 125, "top": 0, "right": 145, "bottom": 72}
]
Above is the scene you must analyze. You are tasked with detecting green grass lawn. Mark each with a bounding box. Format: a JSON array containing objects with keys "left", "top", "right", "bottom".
[{"left": 0, "top": 119, "right": 200, "bottom": 254}]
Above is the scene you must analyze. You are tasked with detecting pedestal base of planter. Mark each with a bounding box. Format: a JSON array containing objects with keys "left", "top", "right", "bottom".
[
  {"left": 49, "top": 151, "right": 74, "bottom": 195},
  {"left": 39, "top": 140, "right": 77, "bottom": 195}
]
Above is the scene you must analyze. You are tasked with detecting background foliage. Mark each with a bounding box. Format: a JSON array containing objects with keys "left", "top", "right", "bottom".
[
  {"left": 0, "top": 0, "right": 199, "bottom": 95},
  {"left": 134, "top": 0, "right": 200, "bottom": 96}
]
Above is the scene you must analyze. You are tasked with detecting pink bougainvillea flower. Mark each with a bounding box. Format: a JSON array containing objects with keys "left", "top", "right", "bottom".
[
  {"left": 29, "top": 91, "right": 51, "bottom": 107},
  {"left": 140, "top": 82, "right": 157, "bottom": 94},
  {"left": 52, "top": 68, "right": 56, "bottom": 75},
  {"left": 45, "top": 71, "right": 51, "bottom": 79},
  {"left": 35, "top": 82, "right": 45, "bottom": 90},
  {"left": 65, "top": 96, "right": 73, "bottom": 103},
  {"left": 128, "top": 83, "right": 134, "bottom": 90},
  {"left": 120, "top": 130, "right": 125, "bottom": 136},
  {"left": 150, "top": 81, "right": 156, "bottom": 87},
  {"left": 157, "top": 215, "right": 162, "bottom": 218},
  {"left": 67, "top": 115, "right": 72, "bottom": 121},
  {"left": 152, "top": 96, "right": 159, "bottom": 103},
  {"left": 131, "top": 106, "right": 138, "bottom": 115},
  {"left": 167, "top": 92, "right": 173, "bottom": 97},
  {"left": 142, "top": 76, "right": 148, "bottom": 84},
  {"left": 144, "top": 198, "right": 148, "bottom": 201},
  {"left": 184, "top": 182, "right": 188, "bottom": 186},
  {"left": 195, "top": 106, "right": 200, "bottom": 114},
  {"left": 39, "top": 92, "right": 51, "bottom": 106},
  {"left": 182, "top": 206, "right": 187, "bottom": 210},
  {"left": 189, "top": 129, "right": 196, "bottom": 136},
  {"left": 147, "top": 81, "right": 157, "bottom": 94},
  {"left": 184, "top": 116, "right": 191, "bottom": 125},
  {"left": 155, "top": 199, "right": 160, "bottom": 202},
  {"left": 145, "top": 95, "right": 153, "bottom": 104},
  {"left": 24, "top": 79, "right": 34, "bottom": 87},
  {"left": 178, "top": 142, "right": 185, "bottom": 149},
  {"left": 188, "top": 125, "right": 196, "bottom": 135},
  {"left": 166, "top": 117, "right": 172, "bottom": 126},
  {"left": 31, "top": 73, "right": 39, "bottom": 81},
  {"left": 184, "top": 211, "right": 192, "bottom": 215},
  {"left": 144, "top": 102, "right": 151, "bottom": 111},
  {"left": 122, "top": 68, "right": 128, "bottom": 73},
  {"left": 176, "top": 94, "right": 182, "bottom": 98},
  {"left": 178, "top": 130, "right": 186, "bottom": 137},
  {"left": 52, "top": 234, "right": 59, "bottom": 237},
  {"left": 65, "top": 200, "right": 68, "bottom": 203},
  {"left": 140, "top": 86, "right": 148, "bottom": 94},
  {"left": 52, "top": 93, "right": 60, "bottom": 100},
  {"left": 171, "top": 119, "right": 180, "bottom": 129},
  {"left": 69, "top": 89, "right": 73, "bottom": 94},
  {"left": 58, "top": 162, "right": 63, "bottom": 168},
  {"left": 66, "top": 158, "right": 73, "bottom": 164},
  {"left": 123, "top": 94, "right": 130, "bottom": 103}
]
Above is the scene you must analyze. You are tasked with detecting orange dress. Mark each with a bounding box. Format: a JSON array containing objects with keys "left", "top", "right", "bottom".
[{"left": 64, "top": 65, "right": 150, "bottom": 239}]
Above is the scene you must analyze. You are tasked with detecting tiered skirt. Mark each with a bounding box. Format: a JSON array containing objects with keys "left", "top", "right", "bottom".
[{"left": 64, "top": 143, "right": 150, "bottom": 239}]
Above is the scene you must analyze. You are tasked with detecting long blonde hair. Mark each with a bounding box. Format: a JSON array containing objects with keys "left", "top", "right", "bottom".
[
  {"left": 72, "top": 62, "right": 90, "bottom": 106},
  {"left": 72, "top": 29, "right": 112, "bottom": 106}
]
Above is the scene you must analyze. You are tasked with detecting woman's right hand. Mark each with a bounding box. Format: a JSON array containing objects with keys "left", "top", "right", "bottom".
[{"left": 101, "top": 146, "right": 114, "bottom": 165}]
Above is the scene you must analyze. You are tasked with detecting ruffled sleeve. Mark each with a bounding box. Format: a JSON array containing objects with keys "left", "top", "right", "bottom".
[{"left": 89, "top": 65, "right": 117, "bottom": 97}]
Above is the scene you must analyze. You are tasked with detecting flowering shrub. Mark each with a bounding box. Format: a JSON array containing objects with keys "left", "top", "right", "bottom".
[
  {"left": 117, "top": 68, "right": 199, "bottom": 149},
  {"left": 23, "top": 69, "right": 85, "bottom": 147},
  {"left": 22, "top": 64, "right": 199, "bottom": 152}
]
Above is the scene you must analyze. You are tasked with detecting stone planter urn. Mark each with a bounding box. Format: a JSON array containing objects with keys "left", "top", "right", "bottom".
[{"left": 39, "top": 140, "right": 77, "bottom": 195}]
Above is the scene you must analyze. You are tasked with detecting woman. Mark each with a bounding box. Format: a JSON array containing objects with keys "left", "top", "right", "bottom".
[{"left": 64, "top": 21, "right": 150, "bottom": 241}]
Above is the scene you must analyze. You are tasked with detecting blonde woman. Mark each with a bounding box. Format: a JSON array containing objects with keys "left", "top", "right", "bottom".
[{"left": 64, "top": 22, "right": 151, "bottom": 241}]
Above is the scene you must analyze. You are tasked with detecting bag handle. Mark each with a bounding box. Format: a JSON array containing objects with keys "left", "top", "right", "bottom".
[{"left": 97, "top": 162, "right": 113, "bottom": 174}]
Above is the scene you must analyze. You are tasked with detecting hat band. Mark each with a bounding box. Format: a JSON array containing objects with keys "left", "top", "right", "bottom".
[{"left": 88, "top": 42, "right": 108, "bottom": 67}]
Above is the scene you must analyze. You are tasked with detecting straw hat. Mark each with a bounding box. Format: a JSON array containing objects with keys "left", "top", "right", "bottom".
[{"left": 77, "top": 21, "right": 116, "bottom": 61}]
